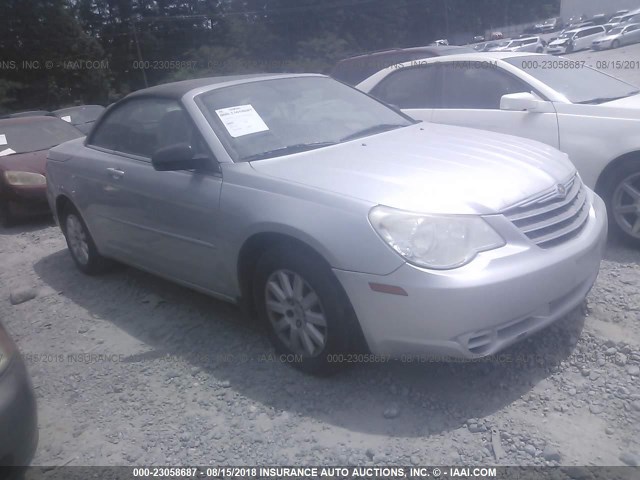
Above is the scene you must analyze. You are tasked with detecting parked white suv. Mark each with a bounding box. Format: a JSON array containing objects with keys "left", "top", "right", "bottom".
[{"left": 548, "top": 25, "right": 606, "bottom": 54}]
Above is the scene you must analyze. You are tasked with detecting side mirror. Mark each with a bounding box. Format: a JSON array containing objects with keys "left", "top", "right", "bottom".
[
  {"left": 500, "top": 92, "right": 547, "bottom": 112},
  {"left": 151, "top": 143, "right": 214, "bottom": 172}
]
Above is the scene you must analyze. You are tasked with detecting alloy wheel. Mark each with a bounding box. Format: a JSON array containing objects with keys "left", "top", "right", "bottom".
[
  {"left": 264, "top": 269, "right": 328, "bottom": 357},
  {"left": 66, "top": 214, "right": 90, "bottom": 265},
  {"left": 612, "top": 171, "right": 640, "bottom": 240}
]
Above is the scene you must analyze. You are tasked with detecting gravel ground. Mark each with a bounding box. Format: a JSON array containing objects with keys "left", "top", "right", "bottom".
[{"left": 1, "top": 216, "right": 639, "bottom": 468}]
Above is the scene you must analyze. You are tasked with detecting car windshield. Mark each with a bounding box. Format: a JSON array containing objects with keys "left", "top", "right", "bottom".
[
  {"left": 609, "top": 27, "right": 624, "bottom": 35},
  {"left": 507, "top": 40, "right": 524, "bottom": 47},
  {"left": 54, "top": 106, "right": 105, "bottom": 125},
  {"left": 610, "top": 16, "right": 622, "bottom": 23},
  {"left": 197, "top": 76, "right": 413, "bottom": 162},
  {"left": 507, "top": 55, "right": 640, "bottom": 104},
  {"left": 543, "top": 18, "right": 555, "bottom": 25},
  {"left": 0, "top": 118, "right": 84, "bottom": 155},
  {"left": 557, "top": 31, "right": 575, "bottom": 39}
]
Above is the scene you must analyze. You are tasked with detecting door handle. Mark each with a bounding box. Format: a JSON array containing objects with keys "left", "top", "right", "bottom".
[{"left": 106, "top": 167, "right": 125, "bottom": 180}]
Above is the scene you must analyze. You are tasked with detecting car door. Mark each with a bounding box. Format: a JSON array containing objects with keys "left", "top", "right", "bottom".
[
  {"left": 584, "top": 27, "right": 606, "bottom": 48},
  {"left": 430, "top": 62, "right": 560, "bottom": 148},
  {"left": 573, "top": 29, "right": 588, "bottom": 50},
  {"left": 623, "top": 24, "right": 640, "bottom": 45},
  {"left": 523, "top": 38, "right": 536, "bottom": 52},
  {"left": 87, "top": 98, "right": 225, "bottom": 293},
  {"left": 368, "top": 65, "right": 440, "bottom": 122}
]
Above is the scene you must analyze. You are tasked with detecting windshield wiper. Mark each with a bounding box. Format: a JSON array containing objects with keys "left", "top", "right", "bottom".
[
  {"left": 577, "top": 91, "right": 640, "bottom": 104},
  {"left": 339, "top": 124, "right": 407, "bottom": 143},
  {"left": 242, "top": 142, "right": 337, "bottom": 161}
]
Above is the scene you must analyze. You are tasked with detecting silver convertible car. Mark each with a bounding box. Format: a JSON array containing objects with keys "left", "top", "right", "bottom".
[{"left": 46, "top": 74, "right": 607, "bottom": 374}]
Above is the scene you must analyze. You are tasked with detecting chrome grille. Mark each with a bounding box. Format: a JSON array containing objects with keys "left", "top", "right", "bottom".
[{"left": 503, "top": 175, "right": 589, "bottom": 248}]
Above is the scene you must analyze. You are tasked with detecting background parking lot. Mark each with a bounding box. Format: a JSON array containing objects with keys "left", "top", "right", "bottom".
[{"left": 565, "top": 42, "right": 640, "bottom": 85}]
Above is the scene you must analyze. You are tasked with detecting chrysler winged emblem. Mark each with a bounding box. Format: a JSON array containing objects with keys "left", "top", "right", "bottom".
[{"left": 556, "top": 184, "right": 567, "bottom": 199}]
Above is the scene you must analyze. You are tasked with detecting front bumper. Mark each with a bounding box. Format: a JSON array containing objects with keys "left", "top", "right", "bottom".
[
  {"left": 334, "top": 194, "right": 607, "bottom": 359},
  {"left": 547, "top": 45, "right": 568, "bottom": 54},
  {"left": 0, "top": 355, "right": 38, "bottom": 466},
  {"left": 1, "top": 184, "right": 50, "bottom": 218}
]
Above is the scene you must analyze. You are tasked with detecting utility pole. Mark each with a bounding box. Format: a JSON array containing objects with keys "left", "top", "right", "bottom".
[
  {"left": 444, "top": 0, "right": 450, "bottom": 38},
  {"left": 131, "top": 21, "right": 149, "bottom": 88}
]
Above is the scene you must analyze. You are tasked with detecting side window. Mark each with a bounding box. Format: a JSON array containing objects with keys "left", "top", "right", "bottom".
[
  {"left": 89, "top": 99, "right": 205, "bottom": 159},
  {"left": 370, "top": 66, "right": 439, "bottom": 109},
  {"left": 440, "top": 63, "right": 531, "bottom": 110}
]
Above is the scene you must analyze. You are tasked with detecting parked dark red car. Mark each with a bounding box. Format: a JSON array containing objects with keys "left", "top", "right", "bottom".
[{"left": 0, "top": 116, "right": 83, "bottom": 227}]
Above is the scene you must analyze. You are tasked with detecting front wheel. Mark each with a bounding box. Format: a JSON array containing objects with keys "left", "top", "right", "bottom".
[
  {"left": 611, "top": 40, "right": 621, "bottom": 49},
  {"left": 536, "top": 47, "right": 544, "bottom": 53},
  {"left": 253, "top": 245, "right": 360, "bottom": 375},
  {"left": 603, "top": 163, "right": 640, "bottom": 247},
  {"left": 62, "top": 206, "right": 112, "bottom": 274}
]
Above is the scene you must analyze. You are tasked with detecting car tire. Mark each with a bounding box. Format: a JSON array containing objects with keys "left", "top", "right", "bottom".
[
  {"left": 253, "top": 244, "right": 360, "bottom": 375},
  {"left": 0, "top": 200, "right": 14, "bottom": 228},
  {"left": 602, "top": 161, "right": 640, "bottom": 247},
  {"left": 61, "top": 205, "right": 112, "bottom": 274},
  {"left": 566, "top": 43, "right": 574, "bottom": 53},
  {"left": 612, "top": 40, "right": 621, "bottom": 49},
  {"left": 536, "top": 47, "right": 544, "bottom": 53}
]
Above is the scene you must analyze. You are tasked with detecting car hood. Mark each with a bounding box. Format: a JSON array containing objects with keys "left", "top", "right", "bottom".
[
  {"left": 0, "top": 150, "right": 48, "bottom": 175},
  {"left": 549, "top": 38, "right": 570, "bottom": 45},
  {"left": 250, "top": 123, "right": 575, "bottom": 215},
  {"left": 554, "top": 93, "right": 640, "bottom": 114},
  {"left": 601, "top": 93, "right": 640, "bottom": 109}
]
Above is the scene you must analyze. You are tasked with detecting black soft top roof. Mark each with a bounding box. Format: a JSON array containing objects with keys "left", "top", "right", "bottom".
[{"left": 125, "top": 74, "right": 313, "bottom": 100}]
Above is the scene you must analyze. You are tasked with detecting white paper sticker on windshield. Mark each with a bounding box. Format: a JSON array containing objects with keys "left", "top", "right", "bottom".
[
  {"left": 61, "top": 115, "right": 72, "bottom": 123},
  {"left": 0, "top": 134, "right": 6, "bottom": 145},
  {"left": 215, "top": 105, "right": 269, "bottom": 138},
  {"left": 0, "top": 148, "right": 16, "bottom": 157}
]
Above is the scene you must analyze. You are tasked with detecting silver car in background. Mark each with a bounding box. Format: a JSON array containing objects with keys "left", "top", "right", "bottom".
[
  {"left": 46, "top": 74, "right": 607, "bottom": 374},
  {"left": 592, "top": 23, "right": 640, "bottom": 49}
]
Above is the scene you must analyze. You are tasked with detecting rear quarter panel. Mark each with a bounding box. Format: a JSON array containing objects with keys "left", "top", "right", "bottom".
[{"left": 554, "top": 104, "right": 640, "bottom": 188}]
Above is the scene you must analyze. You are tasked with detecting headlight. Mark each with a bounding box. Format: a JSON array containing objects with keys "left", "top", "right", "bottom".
[
  {"left": 0, "top": 324, "right": 17, "bottom": 375},
  {"left": 369, "top": 206, "right": 505, "bottom": 270},
  {"left": 4, "top": 171, "right": 46, "bottom": 186}
]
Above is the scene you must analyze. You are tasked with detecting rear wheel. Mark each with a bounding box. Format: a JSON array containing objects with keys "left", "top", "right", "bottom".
[
  {"left": 253, "top": 245, "right": 359, "bottom": 375},
  {"left": 536, "top": 47, "right": 544, "bottom": 53},
  {"left": 602, "top": 162, "right": 640, "bottom": 247},
  {"left": 62, "top": 206, "right": 112, "bottom": 274}
]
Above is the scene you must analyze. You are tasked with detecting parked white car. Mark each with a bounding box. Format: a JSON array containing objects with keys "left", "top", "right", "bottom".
[
  {"left": 547, "top": 25, "right": 606, "bottom": 54},
  {"left": 358, "top": 52, "right": 640, "bottom": 244},
  {"left": 593, "top": 23, "right": 640, "bottom": 49},
  {"left": 493, "top": 37, "right": 546, "bottom": 53}
]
